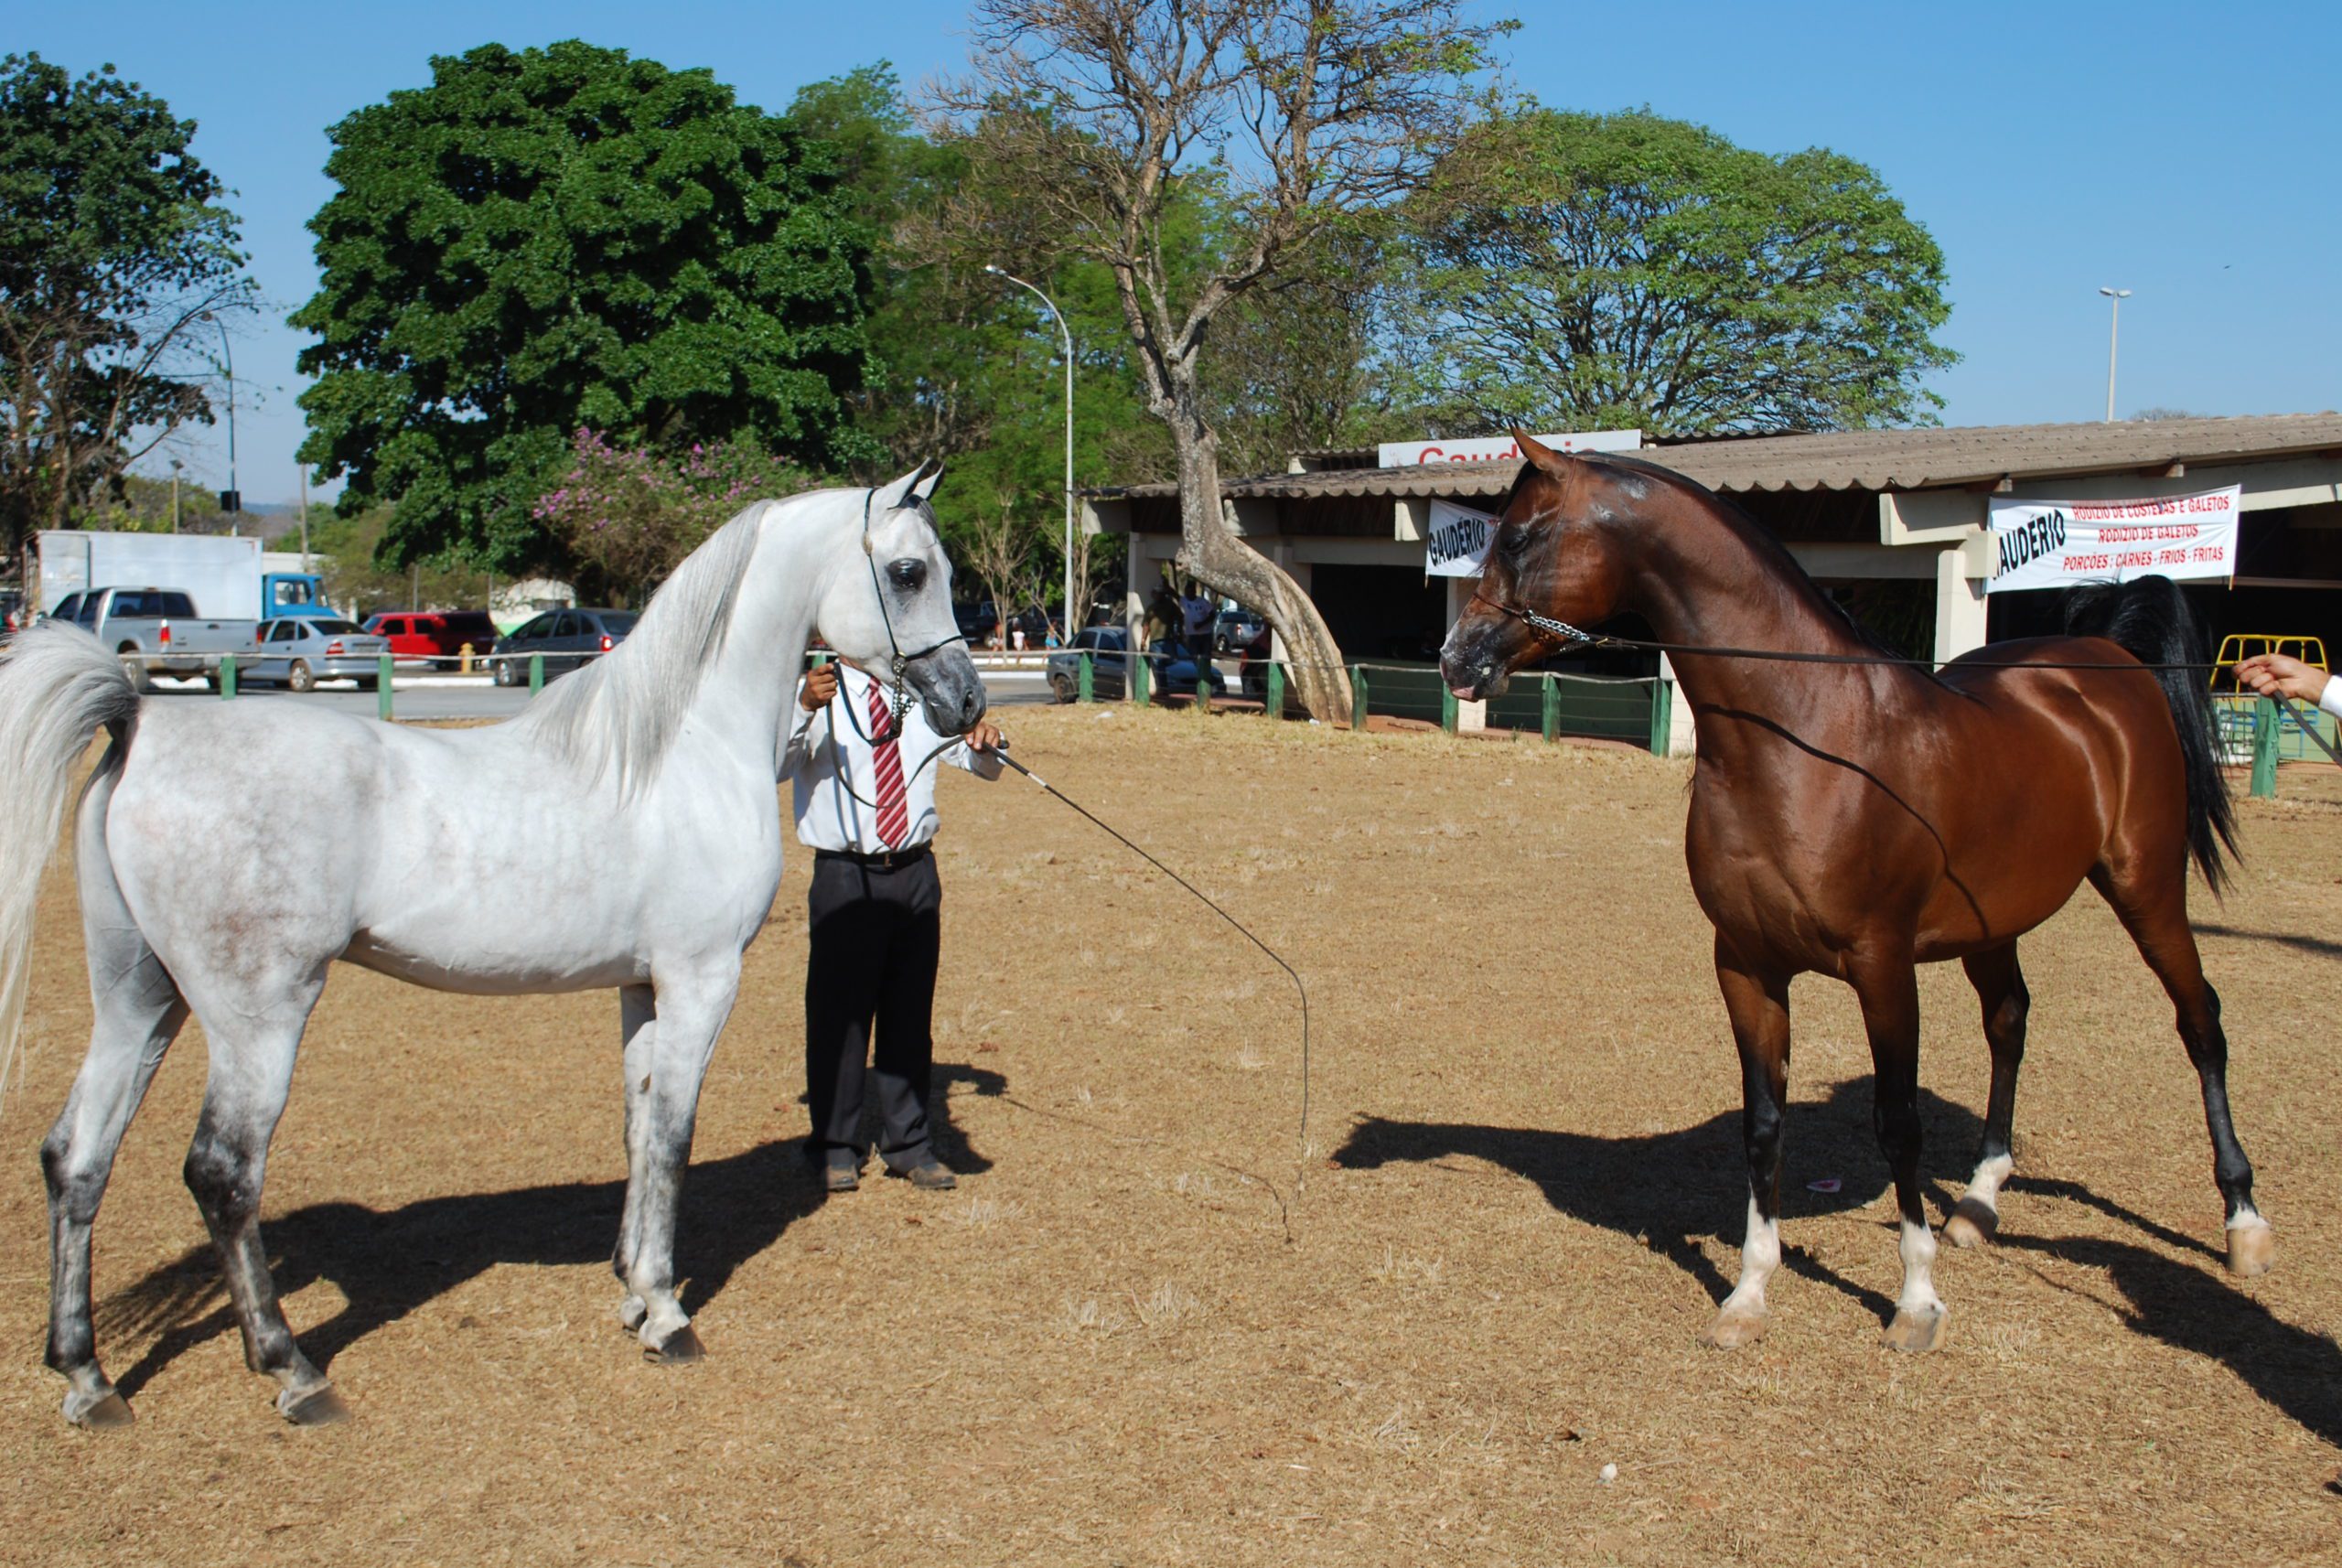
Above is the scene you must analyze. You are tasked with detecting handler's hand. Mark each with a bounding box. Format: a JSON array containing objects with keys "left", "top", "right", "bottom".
[
  {"left": 800, "top": 663, "right": 839, "bottom": 712},
  {"left": 2233, "top": 652, "right": 2330, "bottom": 703},
  {"left": 968, "top": 720, "right": 1005, "bottom": 754}
]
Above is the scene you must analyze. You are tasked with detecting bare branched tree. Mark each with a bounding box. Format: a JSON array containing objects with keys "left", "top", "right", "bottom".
[
  {"left": 933, "top": 1, "right": 1509, "bottom": 722},
  {"left": 961, "top": 489, "right": 1038, "bottom": 648}
]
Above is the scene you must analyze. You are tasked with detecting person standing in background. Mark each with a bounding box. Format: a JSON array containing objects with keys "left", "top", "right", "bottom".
[{"left": 782, "top": 660, "right": 1004, "bottom": 1192}]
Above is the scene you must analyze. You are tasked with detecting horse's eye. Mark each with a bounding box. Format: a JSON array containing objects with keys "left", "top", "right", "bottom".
[
  {"left": 1497, "top": 523, "right": 1530, "bottom": 559},
  {"left": 887, "top": 559, "right": 927, "bottom": 592}
]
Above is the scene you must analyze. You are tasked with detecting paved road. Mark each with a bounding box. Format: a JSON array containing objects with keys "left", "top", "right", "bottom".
[{"left": 148, "top": 667, "right": 1069, "bottom": 722}]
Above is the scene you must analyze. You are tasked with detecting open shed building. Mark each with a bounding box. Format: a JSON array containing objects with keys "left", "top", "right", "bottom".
[{"left": 1082, "top": 414, "right": 2342, "bottom": 744}]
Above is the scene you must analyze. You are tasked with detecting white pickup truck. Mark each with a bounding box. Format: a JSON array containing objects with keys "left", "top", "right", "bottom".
[{"left": 45, "top": 586, "right": 260, "bottom": 691}]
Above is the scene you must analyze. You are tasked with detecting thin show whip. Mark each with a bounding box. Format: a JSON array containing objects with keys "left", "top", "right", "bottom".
[{"left": 987, "top": 748, "right": 1312, "bottom": 1165}]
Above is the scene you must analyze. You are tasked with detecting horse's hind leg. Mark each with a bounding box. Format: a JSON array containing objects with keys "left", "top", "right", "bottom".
[
  {"left": 611, "top": 983, "right": 654, "bottom": 1335},
  {"left": 1704, "top": 940, "right": 1791, "bottom": 1349},
  {"left": 43, "top": 816, "right": 188, "bottom": 1426},
  {"left": 181, "top": 970, "right": 346, "bottom": 1423},
  {"left": 1945, "top": 942, "right": 2029, "bottom": 1249},
  {"left": 2089, "top": 862, "right": 2271, "bottom": 1275},
  {"left": 1853, "top": 952, "right": 1948, "bottom": 1352}
]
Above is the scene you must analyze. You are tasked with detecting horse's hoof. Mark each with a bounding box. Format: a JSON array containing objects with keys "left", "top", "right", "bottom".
[
  {"left": 280, "top": 1384, "right": 351, "bottom": 1426},
  {"left": 1942, "top": 1199, "right": 1999, "bottom": 1250},
  {"left": 2226, "top": 1224, "right": 2275, "bottom": 1278},
  {"left": 1882, "top": 1306, "right": 1947, "bottom": 1354},
  {"left": 617, "top": 1294, "right": 648, "bottom": 1332},
  {"left": 1702, "top": 1310, "right": 1767, "bottom": 1350},
  {"left": 69, "top": 1391, "right": 134, "bottom": 1430},
  {"left": 650, "top": 1325, "right": 705, "bottom": 1365}
]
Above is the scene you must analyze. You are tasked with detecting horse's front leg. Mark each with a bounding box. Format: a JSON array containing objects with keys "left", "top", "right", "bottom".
[
  {"left": 618, "top": 964, "right": 740, "bottom": 1361},
  {"left": 1853, "top": 953, "right": 1947, "bottom": 1352},
  {"left": 1705, "top": 938, "right": 1791, "bottom": 1349},
  {"left": 612, "top": 983, "right": 655, "bottom": 1336}
]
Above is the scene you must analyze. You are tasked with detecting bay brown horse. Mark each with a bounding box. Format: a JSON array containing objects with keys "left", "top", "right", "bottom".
[{"left": 1441, "top": 432, "right": 2265, "bottom": 1353}]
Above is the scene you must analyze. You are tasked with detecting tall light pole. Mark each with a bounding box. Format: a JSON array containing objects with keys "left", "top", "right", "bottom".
[
  {"left": 2098, "top": 286, "right": 2132, "bottom": 423},
  {"left": 983, "top": 264, "right": 1075, "bottom": 638},
  {"left": 200, "top": 311, "right": 239, "bottom": 514}
]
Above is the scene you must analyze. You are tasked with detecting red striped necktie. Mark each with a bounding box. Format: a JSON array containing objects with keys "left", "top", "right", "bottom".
[{"left": 867, "top": 680, "right": 910, "bottom": 848}]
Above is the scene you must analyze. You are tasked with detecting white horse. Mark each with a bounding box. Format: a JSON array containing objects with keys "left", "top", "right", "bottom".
[{"left": 0, "top": 464, "right": 982, "bottom": 1428}]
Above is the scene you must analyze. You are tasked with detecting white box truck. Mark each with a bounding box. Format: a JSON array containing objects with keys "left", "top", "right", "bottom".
[{"left": 33, "top": 530, "right": 328, "bottom": 621}]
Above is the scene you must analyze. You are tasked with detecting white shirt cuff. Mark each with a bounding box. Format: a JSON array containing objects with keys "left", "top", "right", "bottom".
[{"left": 2318, "top": 674, "right": 2342, "bottom": 719}]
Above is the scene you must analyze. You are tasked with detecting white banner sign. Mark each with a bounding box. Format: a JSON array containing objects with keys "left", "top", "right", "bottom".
[
  {"left": 1424, "top": 499, "right": 1499, "bottom": 577},
  {"left": 1984, "top": 486, "right": 2242, "bottom": 595},
  {"left": 1378, "top": 429, "right": 1642, "bottom": 467}
]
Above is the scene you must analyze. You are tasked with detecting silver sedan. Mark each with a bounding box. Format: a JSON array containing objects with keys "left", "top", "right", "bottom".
[{"left": 240, "top": 618, "right": 392, "bottom": 693}]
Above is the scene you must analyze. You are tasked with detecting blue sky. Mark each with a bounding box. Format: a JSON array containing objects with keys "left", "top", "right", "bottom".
[{"left": 16, "top": 0, "right": 2339, "bottom": 505}]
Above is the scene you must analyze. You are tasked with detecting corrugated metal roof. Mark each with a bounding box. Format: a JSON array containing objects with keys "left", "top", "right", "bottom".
[{"left": 1094, "top": 414, "right": 2342, "bottom": 502}]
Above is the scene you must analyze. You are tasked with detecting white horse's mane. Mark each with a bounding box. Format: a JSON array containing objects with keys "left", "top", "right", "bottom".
[{"left": 516, "top": 499, "right": 772, "bottom": 794}]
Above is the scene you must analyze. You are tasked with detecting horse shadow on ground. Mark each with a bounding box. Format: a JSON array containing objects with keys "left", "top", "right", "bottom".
[
  {"left": 100, "top": 1061, "right": 1006, "bottom": 1398},
  {"left": 2195, "top": 920, "right": 2342, "bottom": 963},
  {"left": 1334, "top": 1079, "right": 2342, "bottom": 1448}
]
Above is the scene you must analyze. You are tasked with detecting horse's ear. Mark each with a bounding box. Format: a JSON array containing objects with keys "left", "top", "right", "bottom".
[
  {"left": 1514, "top": 428, "right": 1576, "bottom": 480},
  {"left": 873, "top": 458, "right": 944, "bottom": 514}
]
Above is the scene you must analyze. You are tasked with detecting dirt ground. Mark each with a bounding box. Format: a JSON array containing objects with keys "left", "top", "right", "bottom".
[{"left": 3, "top": 702, "right": 2339, "bottom": 1567}]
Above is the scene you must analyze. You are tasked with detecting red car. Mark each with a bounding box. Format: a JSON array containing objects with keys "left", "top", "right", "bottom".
[{"left": 363, "top": 610, "right": 504, "bottom": 666}]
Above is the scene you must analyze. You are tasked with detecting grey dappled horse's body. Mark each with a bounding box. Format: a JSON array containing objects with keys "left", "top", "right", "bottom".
[{"left": 0, "top": 466, "right": 982, "bottom": 1426}]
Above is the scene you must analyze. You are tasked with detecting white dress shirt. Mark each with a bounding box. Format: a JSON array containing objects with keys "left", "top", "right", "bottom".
[
  {"left": 2320, "top": 674, "right": 2342, "bottom": 719},
  {"left": 782, "top": 663, "right": 1000, "bottom": 853}
]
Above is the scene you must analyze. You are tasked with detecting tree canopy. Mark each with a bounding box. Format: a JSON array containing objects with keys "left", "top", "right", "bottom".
[
  {"left": 292, "top": 40, "right": 875, "bottom": 572},
  {"left": 0, "top": 53, "right": 253, "bottom": 555},
  {"left": 1390, "top": 108, "right": 1956, "bottom": 435}
]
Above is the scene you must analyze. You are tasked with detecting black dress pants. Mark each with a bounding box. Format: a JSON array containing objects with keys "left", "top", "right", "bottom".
[{"left": 804, "top": 850, "right": 942, "bottom": 1170}]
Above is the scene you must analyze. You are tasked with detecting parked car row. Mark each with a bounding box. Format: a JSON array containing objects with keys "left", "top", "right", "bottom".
[
  {"left": 1044, "top": 627, "right": 1229, "bottom": 703},
  {"left": 363, "top": 610, "right": 503, "bottom": 662},
  {"left": 489, "top": 607, "right": 638, "bottom": 684}
]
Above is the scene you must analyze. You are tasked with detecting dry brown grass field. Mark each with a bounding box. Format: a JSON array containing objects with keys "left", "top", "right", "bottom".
[{"left": 1, "top": 701, "right": 2338, "bottom": 1566}]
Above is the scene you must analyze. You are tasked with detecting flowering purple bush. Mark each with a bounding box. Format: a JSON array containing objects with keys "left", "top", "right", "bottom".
[{"left": 532, "top": 429, "right": 817, "bottom": 599}]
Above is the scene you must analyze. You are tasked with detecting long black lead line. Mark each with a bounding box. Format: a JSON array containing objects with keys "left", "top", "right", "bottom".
[{"left": 989, "top": 749, "right": 1312, "bottom": 1167}]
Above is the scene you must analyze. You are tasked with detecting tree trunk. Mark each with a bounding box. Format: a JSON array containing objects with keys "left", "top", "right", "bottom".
[{"left": 1161, "top": 377, "right": 1352, "bottom": 725}]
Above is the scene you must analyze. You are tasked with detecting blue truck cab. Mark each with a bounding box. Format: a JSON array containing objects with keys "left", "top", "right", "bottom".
[{"left": 263, "top": 573, "right": 333, "bottom": 619}]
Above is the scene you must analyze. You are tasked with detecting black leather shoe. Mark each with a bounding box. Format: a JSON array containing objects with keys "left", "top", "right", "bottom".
[
  {"left": 892, "top": 1161, "right": 957, "bottom": 1190},
  {"left": 822, "top": 1162, "right": 860, "bottom": 1193}
]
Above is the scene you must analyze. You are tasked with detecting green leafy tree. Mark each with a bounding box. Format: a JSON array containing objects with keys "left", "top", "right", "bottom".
[
  {"left": 532, "top": 428, "right": 816, "bottom": 603},
  {"left": 786, "top": 66, "right": 1161, "bottom": 625},
  {"left": 1390, "top": 108, "right": 1956, "bottom": 435},
  {"left": 0, "top": 54, "right": 254, "bottom": 555},
  {"left": 293, "top": 40, "right": 875, "bottom": 574}
]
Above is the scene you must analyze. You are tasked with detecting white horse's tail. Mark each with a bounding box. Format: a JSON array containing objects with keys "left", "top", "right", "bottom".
[{"left": 0, "top": 623, "right": 141, "bottom": 1113}]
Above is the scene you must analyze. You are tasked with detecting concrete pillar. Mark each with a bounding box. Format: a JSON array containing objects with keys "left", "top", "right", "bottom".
[
  {"left": 1933, "top": 543, "right": 1989, "bottom": 665},
  {"left": 1660, "top": 653, "right": 1697, "bottom": 757},
  {"left": 1444, "top": 575, "right": 1487, "bottom": 732}
]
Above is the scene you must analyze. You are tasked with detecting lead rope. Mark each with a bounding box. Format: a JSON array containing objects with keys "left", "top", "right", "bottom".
[{"left": 989, "top": 748, "right": 1312, "bottom": 1227}]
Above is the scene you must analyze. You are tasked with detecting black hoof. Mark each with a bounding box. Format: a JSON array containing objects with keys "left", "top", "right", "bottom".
[
  {"left": 650, "top": 1325, "right": 705, "bottom": 1365},
  {"left": 75, "top": 1391, "right": 134, "bottom": 1430},
  {"left": 281, "top": 1384, "right": 352, "bottom": 1426}
]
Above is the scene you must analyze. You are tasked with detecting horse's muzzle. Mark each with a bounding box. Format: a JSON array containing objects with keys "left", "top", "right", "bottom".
[
  {"left": 908, "top": 645, "right": 987, "bottom": 736},
  {"left": 1440, "top": 625, "right": 1511, "bottom": 702}
]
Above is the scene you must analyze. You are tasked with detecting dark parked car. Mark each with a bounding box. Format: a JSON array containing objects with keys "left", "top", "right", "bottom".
[
  {"left": 490, "top": 607, "right": 638, "bottom": 685},
  {"left": 1046, "top": 628, "right": 1227, "bottom": 703},
  {"left": 954, "top": 600, "right": 999, "bottom": 644}
]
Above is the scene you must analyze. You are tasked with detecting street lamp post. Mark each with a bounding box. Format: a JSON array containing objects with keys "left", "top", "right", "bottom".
[
  {"left": 2098, "top": 286, "right": 2132, "bottom": 423},
  {"left": 983, "top": 264, "right": 1075, "bottom": 640},
  {"left": 201, "top": 311, "right": 239, "bottom": 514}
]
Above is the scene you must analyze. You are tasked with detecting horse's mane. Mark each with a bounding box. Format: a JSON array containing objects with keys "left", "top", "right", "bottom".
[
  {"left": 515, "top": 500, "right": 769, "bottom": 795},
  {"left": 1528, "top": 449, "right": 1901, "bottom": 661}
]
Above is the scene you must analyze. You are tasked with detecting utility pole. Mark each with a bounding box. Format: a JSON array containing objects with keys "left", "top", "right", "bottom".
[
  {"left": 2098, "top": 286, "right": 2132, "bottom": 422},
  {"left": 297, "top": 468, "right": 311, "bottom": 571},
  {"left": 169, "top": 458, "right": 184, "bottom": 533}
]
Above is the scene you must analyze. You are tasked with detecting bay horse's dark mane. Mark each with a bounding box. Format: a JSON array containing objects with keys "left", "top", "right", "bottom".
[{"left": 1507, "top": 447, "right": 1903, "bottom": 662}]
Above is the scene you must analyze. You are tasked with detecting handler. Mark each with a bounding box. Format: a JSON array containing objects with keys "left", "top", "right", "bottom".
[
  {"left": 783, "top": 660, "right": 1004, "bottom": 1193},
  {"left": 2232, "top": 650, "right": 2342, "bottom": 715}
]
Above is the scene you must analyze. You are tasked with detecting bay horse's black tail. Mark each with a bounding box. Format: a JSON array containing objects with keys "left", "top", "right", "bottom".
[{"left": 2064, "top": 575, "right": 2239, "bottom": 896}]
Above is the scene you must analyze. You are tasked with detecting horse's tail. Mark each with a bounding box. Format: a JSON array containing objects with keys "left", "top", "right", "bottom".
[
  {"left": 2063, "top": 575, "right": 2238, "bottom": 897},
  {"left": 0, "top": 623, "right": 142, "bottom": 1111}
]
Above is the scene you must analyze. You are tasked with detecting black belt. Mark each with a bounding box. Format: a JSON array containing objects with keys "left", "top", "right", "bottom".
[{"left": 814, "top": 843, "right": 932, "bottom": 871}]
